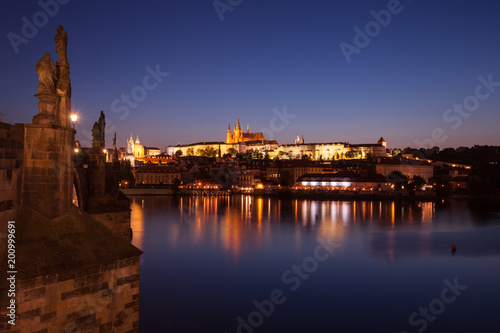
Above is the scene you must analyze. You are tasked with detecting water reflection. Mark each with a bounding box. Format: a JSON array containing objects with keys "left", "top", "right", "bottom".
[
  {"left": 129, "top": 197, "right": 500, "bottom": 263},
  {"left": 130, "top": 199, "right": 144, "bottom": 249},
  {"left": 130, "top": 197, "right": 445, "bottom": 260},
  {"left": 133, "top": 195, "right": 500, "bottom": 333}
]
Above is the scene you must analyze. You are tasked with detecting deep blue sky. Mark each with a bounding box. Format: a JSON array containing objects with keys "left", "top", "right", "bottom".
[{"left": 1, "top": 0, "right": 499, "bottom": 149}]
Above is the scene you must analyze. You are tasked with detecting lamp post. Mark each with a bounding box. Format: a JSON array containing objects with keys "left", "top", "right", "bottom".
[{"left": 70, "top": 113, "right": 77, "bottom": 129}]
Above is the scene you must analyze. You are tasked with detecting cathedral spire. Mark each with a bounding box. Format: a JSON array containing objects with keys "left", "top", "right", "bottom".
[{"left": 247, "top": 123, "right": 249, "bottom": 133}]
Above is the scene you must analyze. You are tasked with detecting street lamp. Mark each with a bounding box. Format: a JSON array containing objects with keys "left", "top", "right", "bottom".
[{"left": 70, "top": 113, "right": 77, "bottom": 129}]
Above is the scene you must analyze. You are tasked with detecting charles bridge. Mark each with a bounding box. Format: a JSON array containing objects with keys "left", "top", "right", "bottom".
[{"left": 0, "top": 25, "right": 142, "bottom": 332}]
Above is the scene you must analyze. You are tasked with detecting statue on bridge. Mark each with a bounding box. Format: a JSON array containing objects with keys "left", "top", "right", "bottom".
[
  {"left": 34, "top": 25, "right": 72, "bottom": 126},
  {"left": 36, "top": 53, "right": 57, "bottom": 94},
  {"left": 92, "top": 111, "right": 106, "bottom": 152}
]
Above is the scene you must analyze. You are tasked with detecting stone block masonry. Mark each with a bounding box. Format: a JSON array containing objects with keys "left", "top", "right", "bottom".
[
  {"left": 91, "top": 210, "right": 133, "bottom": 242},
  {"left": 0, "top": 257, "right": 139, "bottom": 332},
  {"left": 0, "top": 205, "right": 142, "bottom": 332},
  {"left": 0, "top": 122, "right": 24, "bottom": 222},
  {"left": 22, "top": 124, "right": 74, "bottom": 220},
  {"left": 0, "top": 257, "right": 140, "bottom": 332}
]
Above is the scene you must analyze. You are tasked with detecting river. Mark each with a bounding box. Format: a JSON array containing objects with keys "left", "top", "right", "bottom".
[{"left": 130, "top": 195, "right": 500, "bottom": 333}]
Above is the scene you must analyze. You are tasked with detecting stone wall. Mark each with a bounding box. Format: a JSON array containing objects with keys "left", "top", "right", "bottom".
[
  {"left": 0, "top": 257, "right": 139, "bottom": 333},
  {"left": 22, "top": 124, "right": 74, "bottom": 219},
  {"left": 91, "top": 210, "right": 133, "bottom": 241},
  {"left": 88, "top": 153, "right": 106, "bottom": 198},
  {"left": 0, "top": 122, "right": 24, "bottom": 223}
]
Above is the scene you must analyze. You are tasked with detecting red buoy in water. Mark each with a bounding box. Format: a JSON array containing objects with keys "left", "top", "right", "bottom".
[{"left": 451, "top": 244, "right": 457, "bottom": 251}]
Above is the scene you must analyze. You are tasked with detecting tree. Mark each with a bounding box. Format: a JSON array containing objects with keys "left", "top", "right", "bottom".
[
  {"left": 172, "top": 178, "right": 181, "bottom": 194},
  {"left": 392, "top": 148, "right": 402, "bottom": 157},
  {"left": 279, "top": 169, "right": 294, "bottom": 187},
  {"left": 210, "top": 170, "right": 232, "bottom": 189},
  {"left": 387, "top": 171, "right": 408, "bottom": 190},
  {"left": 120, "top": 160, "right": 135, "bottom": 185},
  {"left": 346, "top": 150, "right": 361, "bottom": 159},
  {"left": 430, "top": 176, "right": 453, "bottom": 197},
  {"left": 251, "top": 150, "right": 263, "bottom": 159},
  {"left": 467, "top": 174, "right": 497, "bottom": 195},
  {"left": 227, "top": 148, "right": 238, "bottom": 157},
  {"left": 412, "top": 176, "right": 426, "bottom": 189},
  {"left": 205, "top": 147, "right": 218, "bottom": 158},
  {"left": 186, "top": 147, "right": 194, "bottom": 156},
  {"left": 406, "top": 176, "right": 426, "bottom": 192},
  {"left": 175, "top": 150, "right": 183, "bottom": 157},
  {"left": 196, "top": 147, "right": 217, "bottom": 158}
]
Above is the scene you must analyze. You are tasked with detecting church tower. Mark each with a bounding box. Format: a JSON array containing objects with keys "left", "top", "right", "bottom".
[
  {"left": 226, "top": 123, "right": 233, "bottom": 144},
  {"left": 127, "top": 133, "right": 134, "bottom": 154},
  {"left": 234, "top": 117, "right": 243, "bottom": 143}
]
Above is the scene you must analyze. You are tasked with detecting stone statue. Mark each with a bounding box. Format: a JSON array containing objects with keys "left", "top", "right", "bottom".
[
  {"left": 98, "top": 111, "right": 105, "bottom": 147},
  {"left": 92, "top": 122, "right": 101, "bottom": 150},
  {"left": 55, "top": 25, "right": 68, "bottom": 65},
  {"left": 36, "top": 52, "right": 56, "bottom": 94},
  {"left": 112, "top": 133, "right": 119, "bottom": 162},
  {"left": 55, "top": 25, "right": 71, "bottom": 100}
]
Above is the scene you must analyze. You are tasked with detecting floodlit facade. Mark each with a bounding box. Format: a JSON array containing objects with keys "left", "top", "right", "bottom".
[{"left": 134, "top": 165, "right": 181, "bottom": 185}]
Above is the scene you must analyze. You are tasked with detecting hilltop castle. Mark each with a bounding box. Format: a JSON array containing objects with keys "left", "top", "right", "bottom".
[
  {"left": 170, "top": 119, "right": 389, "bottom": 160},
  {"left": 226, "top": 117, "right": 266, "bottom": 144}
]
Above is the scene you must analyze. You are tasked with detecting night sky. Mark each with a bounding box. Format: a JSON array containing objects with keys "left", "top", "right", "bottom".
[{"left": 1, "top": 0, "right": 499, "bottom": 150}]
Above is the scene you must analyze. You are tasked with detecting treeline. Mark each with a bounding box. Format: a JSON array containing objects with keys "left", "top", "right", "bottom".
[{"left": 395, "top": 145, "right": 500, "bottom": 196}]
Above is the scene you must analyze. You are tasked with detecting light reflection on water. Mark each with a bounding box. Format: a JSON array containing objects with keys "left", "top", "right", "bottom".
[{"left": 130, "top": 195, "right": 500, "bottom": 333}]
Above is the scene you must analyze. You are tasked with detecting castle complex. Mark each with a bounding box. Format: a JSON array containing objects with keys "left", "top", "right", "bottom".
[{"left": 170, "top": 118, "right": 390, "bottom": 160}]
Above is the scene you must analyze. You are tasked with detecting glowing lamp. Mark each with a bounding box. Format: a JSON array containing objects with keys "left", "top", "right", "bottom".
[{"left": 70, "top": 113, "right": 77, "bottom": 129}]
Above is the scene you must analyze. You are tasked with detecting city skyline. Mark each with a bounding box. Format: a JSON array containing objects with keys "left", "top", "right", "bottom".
[{"left": 1, "top": 0, "right": 500, "bottom": 149}]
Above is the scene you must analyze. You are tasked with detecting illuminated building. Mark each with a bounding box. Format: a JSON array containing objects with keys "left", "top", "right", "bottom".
[
  {"left": 134, "top": 165, "right": 181, "bottom": 185},
  {"left": 226, "top": 117, "right": 266, "bottom": 144},
  {"left": 295, "top": 172, "right": 391, "bottom": 191},
  {"left": 171, "top": 120, "right": 390, "bottom": 160},
  {"left": 376, "top": 158, "right": 434, "bottom": 182}
]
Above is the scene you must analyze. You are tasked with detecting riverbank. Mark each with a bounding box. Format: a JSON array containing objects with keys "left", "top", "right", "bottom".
[{"left": 121, "top": 188, "right": 499, "bottom": 202}]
